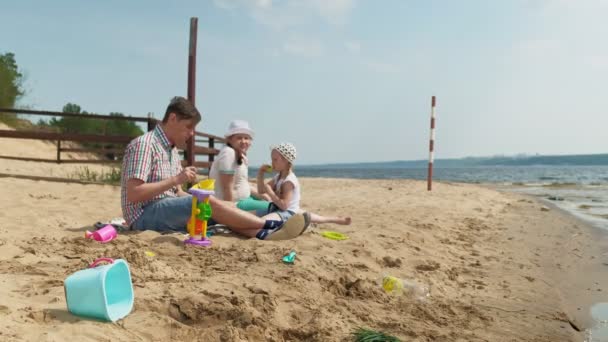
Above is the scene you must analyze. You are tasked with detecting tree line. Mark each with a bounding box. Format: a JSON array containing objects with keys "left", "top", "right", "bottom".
[{"left": 1, "top": 52, "right": 144, "bottom": 139}]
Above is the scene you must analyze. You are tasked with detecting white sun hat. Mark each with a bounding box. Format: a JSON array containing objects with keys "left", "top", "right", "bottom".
[
  {"left": 224, "top": 120, "right": 254, "bottom": 139},
  {"left": 272, "top": 142, "right": 297, "bottom": 163}
]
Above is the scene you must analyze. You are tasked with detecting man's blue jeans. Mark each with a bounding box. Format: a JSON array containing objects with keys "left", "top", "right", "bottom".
[{"left": 132, "top": 196, "right": 192, "bottom": 232}]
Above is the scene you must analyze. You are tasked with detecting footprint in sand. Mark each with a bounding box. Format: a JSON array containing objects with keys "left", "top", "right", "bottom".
[
  {"left": 0, "top": 305, "right": 11, "bottom": 315},
  {"left": 415, "top": 260, "right": 441, "bottom": 272},
  {"left": 382, "top": 256, "right": 402, "bottom": 268},
  {"left": 24, "top": 308, "right": 55, "bottom": 324}
]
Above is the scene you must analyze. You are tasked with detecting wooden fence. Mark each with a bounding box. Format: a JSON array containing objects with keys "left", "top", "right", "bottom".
[{"left": 0, "top": 108, "right": 225, "bottom": 173}]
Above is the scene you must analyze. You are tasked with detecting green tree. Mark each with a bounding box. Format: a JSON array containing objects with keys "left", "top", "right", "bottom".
[
  {"left": 62, "top": 103, "right": 81, "bottom": 114},
  {"left": 106, "top": 112, "right": 144, "bottom": 137},
  {"left": 0, "top": 52, "right": 24, "bottom": 108},
  {"left": 51, "top": 103, "right": 101, "bottom": 134},
  {"left": 49, "top": 103, "right": 144, "bottom": 156}
]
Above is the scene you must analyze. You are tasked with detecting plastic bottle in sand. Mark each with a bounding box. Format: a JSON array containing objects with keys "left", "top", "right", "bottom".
[{"left": 381, "top": 275, "right": 430, "bottom": 301}]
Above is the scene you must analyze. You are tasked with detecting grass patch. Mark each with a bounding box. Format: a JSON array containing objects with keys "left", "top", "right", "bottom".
[
  {"left": 352, "top": 328, "right": 400, "bottom": 342},
  {"left": 68, "top": 166, "right": 121, "bottom": 185}
]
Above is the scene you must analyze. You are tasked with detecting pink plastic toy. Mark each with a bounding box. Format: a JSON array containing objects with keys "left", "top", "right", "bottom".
[{"left": 85, "top": 224, "right": 117, "bottom": 243}]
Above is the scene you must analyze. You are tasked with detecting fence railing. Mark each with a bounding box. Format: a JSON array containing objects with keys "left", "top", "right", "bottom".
[{"left": 0, "top": 108, "right": 224, "bottom": 173}]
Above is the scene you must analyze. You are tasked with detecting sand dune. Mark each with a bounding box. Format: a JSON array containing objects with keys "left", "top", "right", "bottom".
[{"left": 0, "top": 122, "right": 116, "bottom": 179}]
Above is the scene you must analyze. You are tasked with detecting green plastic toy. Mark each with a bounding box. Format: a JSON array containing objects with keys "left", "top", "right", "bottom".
[{"left": 282, "top": 251, "right": 296, "bottom": 264}]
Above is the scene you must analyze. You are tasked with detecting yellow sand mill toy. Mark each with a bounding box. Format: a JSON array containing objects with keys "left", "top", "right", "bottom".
[{"left": 185, "top": 179, "right": 215, "bottom": 246}]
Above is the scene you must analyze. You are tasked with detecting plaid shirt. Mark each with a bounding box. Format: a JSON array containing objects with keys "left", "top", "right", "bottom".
[{"left": 121, "top": 125, "right": 183, "bottom": 226}]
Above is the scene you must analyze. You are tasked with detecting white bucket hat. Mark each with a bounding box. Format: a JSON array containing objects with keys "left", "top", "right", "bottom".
[
  {"left": 224, "top": 120, "right": 254, "bottom": 139},
  {"left": 272, "top": 142, "right": 297, "bottom": 163}
]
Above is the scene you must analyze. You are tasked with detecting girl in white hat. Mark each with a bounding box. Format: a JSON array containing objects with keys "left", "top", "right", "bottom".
[
  {"left": 255, "top": 142, "right": 351, "bottom": 231},
  {"left": 209, "top": 120, "right": 270, "bottom": 211}
]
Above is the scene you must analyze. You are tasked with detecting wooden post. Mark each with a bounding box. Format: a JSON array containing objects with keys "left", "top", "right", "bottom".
[
  {"left": 208, "top": 137, "right": 215, "bottom": 171},
  {"left": 56, "top": 140, "right": 61, "bottom": 164},
  {"left": 147, "top": 115, "right": 156, "bottom": 132},
  {"left": 186, "top": 17, "right": 198, "bottom": 168},
  {"left": 427, "top": 96, "right": 436, "bottom": 191}
]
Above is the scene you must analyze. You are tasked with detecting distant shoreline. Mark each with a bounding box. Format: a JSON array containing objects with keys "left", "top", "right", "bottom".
[{"left": 288, "top": 153, "right": 608, "bottom": 169}]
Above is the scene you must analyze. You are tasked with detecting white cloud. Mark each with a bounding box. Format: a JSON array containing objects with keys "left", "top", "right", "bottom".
[
  {"left": 507, "top": 0, "right": 608, "bottom": 74},
  {"left": 213, "top": 0, "right": 356, "bottom": 29},
  {"left": 282, "top": 38, "right": 324, "bottom": 57},
  {"left": 510, "top": 39, "right": 561, "bottom": 62},
  {"left": 365, "top": 61, "right": 401, "bottom": 73},
  {"left": 306, "top": 0, "right": 355, "bottom": 26},
  {"left": 213, "top": 0, "right": 272, "bottom": 10},
  {"left": 344, "top": 41, "right": 361, "bottom": 53},
  {"left": 585, "top": 55, "right": 608, "bottom": 70}
]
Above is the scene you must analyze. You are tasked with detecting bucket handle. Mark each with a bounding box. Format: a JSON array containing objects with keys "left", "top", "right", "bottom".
[{"left": 89, "top": 258, "right": 114, "bottom": 268}]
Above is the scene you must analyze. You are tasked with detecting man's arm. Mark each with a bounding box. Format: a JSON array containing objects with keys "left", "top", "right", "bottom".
[{"left": 126, "top": 166, "right": 197, "bottom": 203}]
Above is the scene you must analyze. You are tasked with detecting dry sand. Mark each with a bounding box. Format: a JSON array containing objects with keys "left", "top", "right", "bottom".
[
  {"left": 0, "top": 122, "right": 114, "bottom": 179},
  {"left": 0, "top": 134, "right": 606, "bottom": 341}
]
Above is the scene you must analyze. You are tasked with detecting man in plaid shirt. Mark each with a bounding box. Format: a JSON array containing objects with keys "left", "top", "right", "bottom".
[{"left": 121, "top": 96, "right": 310, "bottom": 240}]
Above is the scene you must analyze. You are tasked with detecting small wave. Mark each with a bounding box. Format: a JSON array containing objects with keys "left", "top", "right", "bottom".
[{"left": 542, "top": 182, "right": 578, "bottom": 188}]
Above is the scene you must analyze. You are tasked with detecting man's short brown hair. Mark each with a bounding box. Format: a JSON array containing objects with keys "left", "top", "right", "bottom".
[{"left": 162, "top": 96, "right": 202, "bottom": 124}]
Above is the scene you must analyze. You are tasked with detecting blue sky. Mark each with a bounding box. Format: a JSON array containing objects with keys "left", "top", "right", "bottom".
[{"left": 1, "top": 0, "right": 607, "bottom": 165}]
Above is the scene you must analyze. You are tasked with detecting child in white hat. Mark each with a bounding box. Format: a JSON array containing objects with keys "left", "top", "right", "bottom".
[{"left": 255, "top": 143, "right": 350, "bottom": 238}]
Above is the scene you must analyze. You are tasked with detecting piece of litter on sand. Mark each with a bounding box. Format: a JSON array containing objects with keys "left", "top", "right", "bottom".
[
  {"left": 282, "top": 251, "right": 296, "bottom": 264},
  {"left": 208, "top": 225, "right": 231, "bottom": 235},
  {"left": 320, "top": 231, "right": 348, "bottom": 241},
  {"left": 144, "top": 251, "right": 155, "bottom": 257}
]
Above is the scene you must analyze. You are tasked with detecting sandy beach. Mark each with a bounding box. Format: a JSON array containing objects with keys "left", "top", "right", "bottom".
[
  {"left": 1, "top": 144, "right": 607, "bottom": 342},
  {"left": 1, "top": 125, "right": 607, "bottom": 341}
]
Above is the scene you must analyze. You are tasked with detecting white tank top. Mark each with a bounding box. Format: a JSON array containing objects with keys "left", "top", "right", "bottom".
[{"left": 273, "top": 172, "right": 300, "bottom": 212}]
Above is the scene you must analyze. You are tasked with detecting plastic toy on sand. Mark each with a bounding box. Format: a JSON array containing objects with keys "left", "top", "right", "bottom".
[
  {"left": 85, "top": 224, "right": 117, "bottom": 243},
  {"left": 282, "top": 251, "right": 297, "bottom": 264},
  {"left": 64, "top": 258, "right": 134, "bottom": 322},
  {"left": 185, "top": 179, "right": 215, "bottom": 246},
  {"left": 320, "top": 231, "right": 348, "bottom": 241}
]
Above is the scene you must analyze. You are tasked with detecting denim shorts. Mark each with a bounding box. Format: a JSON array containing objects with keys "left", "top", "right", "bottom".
[
  {"left": 255, "top": 203, "right": 295, "bottom": 222},
  {"left": 131, "top": 196, "right": 194, "bottom": 232}
]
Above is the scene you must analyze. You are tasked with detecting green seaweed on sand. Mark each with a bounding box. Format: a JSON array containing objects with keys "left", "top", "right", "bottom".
[{"left": 352, "top": 328, "right": 400, "bottom": 342}]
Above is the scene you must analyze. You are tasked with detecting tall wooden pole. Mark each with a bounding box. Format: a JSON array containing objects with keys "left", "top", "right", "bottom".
[{"left": 186, "top": 17, "right": 198, "bottom": 167}]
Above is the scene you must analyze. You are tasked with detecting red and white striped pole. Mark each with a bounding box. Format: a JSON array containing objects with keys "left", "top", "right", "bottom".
[{"left": 427, "top": 96, "right": 436, "bottom": 191}]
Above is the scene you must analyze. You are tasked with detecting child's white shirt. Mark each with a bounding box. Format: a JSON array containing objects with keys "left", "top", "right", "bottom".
[{"left": 273, "top": 172, "right": 300, "bottom": 212}]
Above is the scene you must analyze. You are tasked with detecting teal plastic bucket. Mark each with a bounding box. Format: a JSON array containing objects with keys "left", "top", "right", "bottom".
[{"left": 64, "top": 258, "right": 134, "bottom": 322}]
